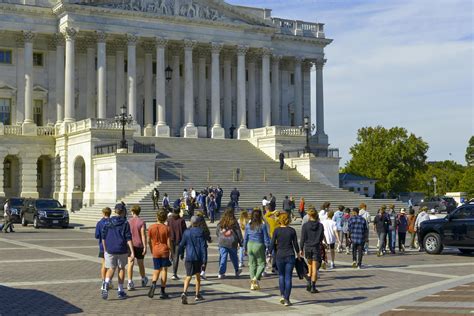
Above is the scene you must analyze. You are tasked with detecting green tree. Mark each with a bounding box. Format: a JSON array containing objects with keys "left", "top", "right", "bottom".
[
  {"left": 466, "top": 136, "right": 474, "bottom": 166},
  {"left": 459, "top": 167, "right": 474, "bottom": 198},
  {"left": 345, "top": 126, "right": 428, "bottom": 195},
  {"left": 408, "top": 161, "right": 465, "bottom": 196}
]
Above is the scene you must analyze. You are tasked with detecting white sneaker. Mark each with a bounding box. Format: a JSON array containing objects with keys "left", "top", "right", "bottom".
[
  {"left": 200, "top": 271, "right": 207, "bottom": 280},
  {"left": 218, "top": 274, "right": 225, "bottom": 279},
  {"left": 329, "top": 262, "right": 334, "bottom": 269},
  {"left": 262, "top": 272, "right": 268, "bottom": 277},
  {"left": 127, "top": 281, "right": 135, "bottom": 291}
]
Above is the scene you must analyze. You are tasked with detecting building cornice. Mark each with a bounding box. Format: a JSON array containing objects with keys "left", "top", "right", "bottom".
[
  {"left": 0, "top": 3, "right": 55, "bottom": 17},
  {"left": 273, "top": 34, "right": 333, "bottom": 47}
]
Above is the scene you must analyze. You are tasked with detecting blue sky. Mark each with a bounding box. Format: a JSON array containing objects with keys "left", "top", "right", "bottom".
[{"left": 228, "top": 0, "right": 473, "bottom": 166}]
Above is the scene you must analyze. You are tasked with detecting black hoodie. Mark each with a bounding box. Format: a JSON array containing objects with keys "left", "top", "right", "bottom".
[{"left": 300, "top": 220, "right": 325, "bottom": 250}]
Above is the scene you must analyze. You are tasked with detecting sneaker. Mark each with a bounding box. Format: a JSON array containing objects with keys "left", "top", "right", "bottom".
[
  {"left": 321, "top": 261, "right": 327, "bottom": 270},
  {"left": 101, "top": 288, "right": 108, "bottom": 300},
  {"left": 352, "top": 261, "right": 357, "bottom": 268},
  {"left": 262, "top": 271, "right": 268, "bottom": 277},
  {"left": 159, "top": 292, "right": 170, "bottom": 299},
  {"left": 364, "top": 251, "right": 369, "bottom": 255},
  {"left": 329, "top": 262, "right": 334, "bottom": 269},
  {"left": 377, "top": 251, "right": 382, "bottom": 257},
  {"left": 200, "top": 271, "right": 207, "bottom": 280},
  {"left": 255, "top": 280, "right": 260, "bottom": 291},
  {"left": 148, "top": 284, "right": 156, "bottom": 298},
  {"left": 279, "top": 297, "right": 285, "bottom": 304},
  {"left": 250, "top": 279, "right": 256, "bottom": 290},
  {"left": 181, "top": 293, "right": 188, "bottom": 305},
  {"left": 108, "top": 281, "right": 113, "bottom": 290},
  {"left": 284, "top": 300, "right": 292, "bottom": 306},
  {"left": 171, "top": 275, "right": 179, "bottom": 280},
  {"left": 345, "top": 250, "right": 350, "bottom": 255},
  {"left": 306, "top": 282, "right": 312, "bottom": 292},
  {"left": 100, "top": 281, "right": 106, "bottom": 291},
  {"left": 195, "top": 294, "right": 205, "bottom": 302},
  {"left": 239, "top": 263, "right": 244, "bottom": 268},
  {"left": 117, "top": 291, "right": 127, "bottom": 300},
  {"left": 127, "top": 281, "right": 135, "bottom": 291},
  {"left": 141, "top": 276, "right": 149, "bottom": 287},
  {"left": 311, "top": 287, "right": 319, "bottom": 294},
  {"left": 235, "top": 269, "right": 242, "bottom": 278},
  {"left": 358, "top": 265, "right": 362, "bottom": 270},
  {"left": 218, "top": 274, "right": 225, "bottom": 279}
]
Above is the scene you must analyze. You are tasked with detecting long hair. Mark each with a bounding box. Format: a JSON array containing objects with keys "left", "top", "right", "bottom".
[
  {"left": 219, "top": 208, "right": 237, "bottom": 230},
  {"left": 250, "top": 208, "right": 263, "bottom": 230},
  {"left": 239, "top": 210, "right": 249, "bottom": 230}
]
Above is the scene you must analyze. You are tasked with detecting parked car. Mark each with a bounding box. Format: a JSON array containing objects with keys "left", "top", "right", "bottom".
[
  {"left": 21, "top": 198, "right": 69, "bottom": 229},
  {"left": 419, "top": 196, "right": 458, "bottom": 214},
  {"left": 419, "top": 201, "right": 474, "bottom": 255}
]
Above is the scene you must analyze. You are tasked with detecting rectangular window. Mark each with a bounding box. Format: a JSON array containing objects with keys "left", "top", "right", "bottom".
[
  {"left": 0, "top": 98, "right": 11, "bottom": 125},
  {"left": 0, "top": 49, "right": 12, "bottom": 64},
  {"left": 246, "top": 69, "right": 248, "bottom": 82},
  {"left": 152, "top": 62, "right": 156, "bottom": 75},
  {"left": 33, "top": 99, "right": 43, "bottom": 126},
  {"left": 179, "top": 64, "right": 183, "bottom": 77},
  {"left": 290, "top": 73, "right": 295, "bottom": 85},
  {"left": 33, "top": 52, "right": 43, "bottom": 67},
  {"left": 205, "top": 66, "right": 209, "bottom": 79},
  {"left": 124, "top": 60, "right": 128, "bottom": 73}
]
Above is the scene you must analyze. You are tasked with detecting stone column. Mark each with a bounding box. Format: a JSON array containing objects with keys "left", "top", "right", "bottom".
[
  {"left": 223, "top": 55, "right": 232, "bottom": 137},
  {"left": 236, "top": 45, "right": 249, "bottom": 139},
  {"left": 182, "top": 39, "right": 197, "bottom": 138},
  {"left": 210, "top": 42, "right": 224, "bottom": 138},
  {"left": 142, "top": 41, "right": 154, "bottom": 136},
  {"left": 20, "top": 153, "right": 39, "bottom": 198},
  {"left": 96, "top": 31, "right": 107, "bottom": 119},
  {"left": 85, "top": 37, "right": 96, "bottom": 119},
  {"left": 271, "top": 55, "right": 281, "bottom": 125},
  {"left": 155, "top": 37, "right": 170, "bottom": 137},
  {"left": 22, "top": 31, "right": 36, "bottom": 135},
  {"left": 247, "top": 54, "right": 256, "bottom": 129},
  {"left": 294, "top": 56, "right": 303, "bottom": 127},
  {"left": 127, "top": 34, "right": 137, "bottom": 122},
  {"left": 197, "top": 50, "right": 207, "bottom": 127},
  {"left": 54, "top": 34, "right": 65, "bottom": 124},
  {"left": 315, "top": 58, "right": 328, "bottom": 144},
  {"left": 63, "top": 27, "right": 77, "bottom": 123},
  {"left": 261, "top": 48, "right": 271, "bottom": 127},
  {"left": 115, "top": 40, "right": 125, "bottom": 115},
  {"left": 171, "top": 52, "right": 181, "bottom": 136}
]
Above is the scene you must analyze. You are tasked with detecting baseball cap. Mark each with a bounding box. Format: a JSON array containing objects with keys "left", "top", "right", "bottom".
[
  {"left": 190, "top": 215, "right": 203, "bottom": 224},
  {"left": 114, "top": 203, "right": 126, "bottom": 212}
]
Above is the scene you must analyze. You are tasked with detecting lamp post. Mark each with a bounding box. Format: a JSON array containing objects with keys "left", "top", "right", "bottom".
[
  {"left": 304, "top": 116, "right": 310, "bottom": 154},
  {"left": 115, "top": 105, "right": 133, "bottom": 150},
  {"left": 432, "top": 175, "right": 438, "bottom": 197}
]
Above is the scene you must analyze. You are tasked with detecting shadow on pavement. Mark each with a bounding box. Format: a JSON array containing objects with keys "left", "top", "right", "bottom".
[
  {"left": 295, "top": 295, "right": 367, "bottom": 305},
  {"left": 332, "top": 274, "right": 374, "bottom": 280},
  {"left": 0, "top": 286, "right": 83, "bottom": 314}
]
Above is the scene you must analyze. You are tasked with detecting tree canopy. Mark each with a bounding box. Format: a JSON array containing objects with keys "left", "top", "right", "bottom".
[
  {"left": 466, "top": 136, "right": 474, "bottom": 166},
  {"left": 344, "top": 126, "right": 429, "bottom": 195}
]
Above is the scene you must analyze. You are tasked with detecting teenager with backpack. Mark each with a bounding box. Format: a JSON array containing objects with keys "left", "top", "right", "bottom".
[
  {"left": 397, "top": 209, "right": 408, "bottom": 252},
  {"left": 127, "top": 205, "right": 148, "bottom": 291},
  {"left": 216, "top": 208, "right": 243, "bottom": 279}
]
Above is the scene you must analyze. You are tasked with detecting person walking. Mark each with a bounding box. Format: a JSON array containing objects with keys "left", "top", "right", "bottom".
[
  {"left": 168, "top": 208, "right": 187, "bottom": 280},
  {"left": 342, "top": 208, "right": 351, "bottom": 255},
  {"left": 271, "top": 212, "right": 300, "bottom": 306},
  {"left": 262, "top": 196, "right": 269, "bottom": 213},
  {"left": 407, "top": 208, "right": 417, "bottom": 249},
  {"left": 230, "top": 188, "right": 240, "bottom": 209},
  {"left": 373, "top": 206, "right": 390, "bottom": 257},
  {"left": 147, "top": 209, "right": 172, "bottom": 299},
  {"left": 333, "top": 205, "right": 344, "bottom": 253},
  {"left": 195, "top": 211, "right": 212, "bottom": 280},
  {"left": 300, "top": 208, "right": 324, "bottom": 294},
  {"left": 127, "top": 205, "right": 148, "bottom": 291},
  {"left": 95, "top": 207, "right": 112, "bottom": 290},
  {"left": 321, "top": 210, "right": 341, "bottom": 269},
  {"left": 319, "top": 202, "right": 330, "bottom": 222},
  {"left": 397, "top": 208, "right": 408, "bottom": 252},
  {"left": 388, "top": 205, "right": 397, "bottom": 254},
  {"left": 216, "top": 186, "right": 223, "bottom": 211},
  {"left": 298, "top": 197, "right": 306, "bottom": 219},
  {"left": 348, "top": 208, "right": 368, "bottom": 269},
  {"left": 359, "top": 203, "right": 371, "bottom": 255},
  {"left": 207, "top": 194, "right": 217, "bottom": 223},
  {"left": 264, "top": 208, "right": 280, "bottom": 274},
  {"left": 279, "top": 151, "right": 285, "bottom": 170},
  {"left": 244, "top": 208, "right": 270, "bottom": 290},
  {"left": 238, "top": 210, "right": 250, "bottom": 268},
  {"left": 216, "top": 208, "right": 243, "bottom": 279},
  {"left": 269, "top": 193, "right": 276, "bottom": 212},
  {"left": 282, "top": 196, "right": 292, "bottom": 218},
  {"left": 152, "top": 188, "right": 160, "bottom": 210},
  {"left": 415, "top": 207, "right": 430, "bottom": 252},
  {"left": 179, "top": 216, "right": 208, "bottom": 304},
  {"left": 101, "top": 204, "right": 135, "bottom": 300},
  {"left": 2, "top": 199, "right": 14, "bottom": 233},
  {"left": 162, "top": 193, "right": 170, "bottom": 211}
]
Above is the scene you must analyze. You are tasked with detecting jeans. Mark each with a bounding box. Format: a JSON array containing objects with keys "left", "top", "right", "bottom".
[
  {"left": 248, "top": 241, "right": 266, "bottom": 280},
  {"left": 208, "top": 209, "right": 215, "bottom": 222},
  {"left": 218, "top": 247, "right": 239, "bottom": 275},
  {"left": 378, "top": 232, "right": 387, "bottom": 253},
  {"left": 398, "top": 232, "right": 406, "bottom": 250},
  {"left": 275, "top": 256, "right": 295, "bottom": 301},
  {"left": 352, "top": 243, "right": 364, "bottom": 267},
  {"left": 388, "top": 230, "right": 396, "bottom": 252},
  {"left": 409, "top": 232, "right": 417, "bottom": 248},
  {"left": 239, "top": 247, "right": 245, "bottom": 266},
  {"left": 170, "top": 240, "right": 180, "bottom": 275}
]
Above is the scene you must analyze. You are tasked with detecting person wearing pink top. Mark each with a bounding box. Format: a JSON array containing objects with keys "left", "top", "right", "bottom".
[{"left": 127, "top": 205, "right": 148, "bottom": 290}]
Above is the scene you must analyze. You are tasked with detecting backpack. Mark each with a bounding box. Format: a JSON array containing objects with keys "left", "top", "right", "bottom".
[
  {"left": 103, "top": 220, "right": 128, "bottom": 254},
  {"left": 163, "top": 197, "right": 169, "bottom": 208},
  {"left": 342, "top": 217, "right": 349, "bottom": 233},
  {"left": 218, "top": 227, "right": 237, "bottom": 248}
]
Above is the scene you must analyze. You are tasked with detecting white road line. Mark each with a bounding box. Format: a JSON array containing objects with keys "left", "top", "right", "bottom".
[
  {"left": 0, "top": 247, "right": 32, "bottom": 250},
  {"left": 55, "top": 246, "right": 98, "bottom": 249},
  {"left": 1, "top": 278, "right": 99, "bottom": 287},
  {"left": 382, "top": 268, "right": 457, "bottom": 279},
  {"left": 15, "top": 238, "right": 93, "bottom": 242},
  {"left": 0, "top": 258, "right": 80, "bottom": 263}
]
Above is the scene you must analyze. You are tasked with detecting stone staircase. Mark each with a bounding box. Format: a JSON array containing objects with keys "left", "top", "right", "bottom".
[{"left": 72, "top": 138, "right": 406, "bottom": 223}]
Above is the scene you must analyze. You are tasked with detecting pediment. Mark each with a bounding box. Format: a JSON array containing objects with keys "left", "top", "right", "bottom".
[{"left": 74, "top": 0, "right": 271, "bottom": 27}]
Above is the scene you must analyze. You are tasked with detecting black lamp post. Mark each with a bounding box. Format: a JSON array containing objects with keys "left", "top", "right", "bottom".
[
  {"left": 304, "top": 115, "right": 310, "bottom": 154},
  {"left": 115, "top": 105, "right": 133, "bottom": 150},
  {"left": 165, "top": 65, "right": 173, "bottom": 82}
]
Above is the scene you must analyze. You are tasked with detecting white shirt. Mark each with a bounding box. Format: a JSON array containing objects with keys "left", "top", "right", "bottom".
[
  {"left": 322, "top": 219, "right": 337, "bottom": 244},
  {"left": 262, "top": 199, "right": 269, "bottom": 206},
  {"left": 191, "top": 190, "right": 196, "bottom": 199},
  {"left": 319, "top": 209, "right": 328, "bottom": 221}
]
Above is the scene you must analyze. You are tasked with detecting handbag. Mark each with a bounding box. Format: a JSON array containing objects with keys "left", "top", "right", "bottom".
[{"left": 295, "top": 257, "right": 309, "bottom": 280}]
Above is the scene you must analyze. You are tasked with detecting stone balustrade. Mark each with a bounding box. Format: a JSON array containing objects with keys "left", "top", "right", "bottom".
[
  {"left": 37, "top": 126, "right": 55, "bottom": 136},
  {"left": 249, "top": 125, "right": 305, "bottom": 138},
  {"left": 3, "top": 125, "right": 22, "bottom": 136},
  {"left": 271, "top": 18, "right": 325, "bottom": 38}
]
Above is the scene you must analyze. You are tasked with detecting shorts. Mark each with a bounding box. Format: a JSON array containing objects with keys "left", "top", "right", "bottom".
[
  {"left": 328, "top": 243, "right": 335, "bottom": 250},
  {"left": 98, "top": 251, "right": 104, "bottom": 259},
  {"left": 104, "top": 252, "right": 128, "bottom": 269},
  {"left": 305, "top": 247, "right": 322, "bottom": 262},
  {"left": 185, "top": 260, "right": 203, "bottom": 276},
  {"left": 153, "top": 258, "right": 172, "bottom": 270},
  {"left": 128, "top": 247, "right": 145, "bottom": 260}
]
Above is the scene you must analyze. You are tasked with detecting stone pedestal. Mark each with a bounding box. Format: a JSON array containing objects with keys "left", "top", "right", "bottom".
[
  {"left": 237, "top": 126, "right": 250, "bottom": 139},
  {"left": 143, "top": 124, "right": 154, "bottom": 137},
  {"left": 181, "top": 125, "right": 198, "bottom": 138},
  {"left": 315, "top": 133, "right": 329, "bottom": 146},
  {"left": 117, "top": 148, "right": 128, "bottom": 153},
  {"left": 211, "top": 126, "right": 225, "bottom": 139},
  {"left": 131, "top": 123, "right": 141, "bottom": 136},
  {"left": 0, "top": 122, "right": 4, "bottom": 135},
  {"left": 155, "top": 124, "right": 170, "bottom": 137},
  {"left": 22, "top": 121, "right": 37, "bottom": 136}
]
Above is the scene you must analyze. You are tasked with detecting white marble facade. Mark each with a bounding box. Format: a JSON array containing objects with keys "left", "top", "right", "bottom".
[{"left": 0, "top": 0, "right": 331, "bottom": 139}]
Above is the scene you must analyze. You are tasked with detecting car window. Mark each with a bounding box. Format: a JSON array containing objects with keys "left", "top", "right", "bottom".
[
  {"left": 452, "top": 206, "right": 474, "bottom": 219},
  {"left": 10, "top": 198, "right": 25, "bottom": 207},
  {"left": 35, "top": 200, "right": 62, "bottom": 209}
]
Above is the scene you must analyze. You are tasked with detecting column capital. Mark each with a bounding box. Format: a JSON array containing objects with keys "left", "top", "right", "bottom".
[
  {"left": 96, "top": 30, "right": 107, "bottom": 43},
  {"left": 260, "top": 47, "right": 273, "bottom": 57},
  {"left": 126, "top": 34, "right": 138, "bottom": 46},
  {"left": 50, "top": 33, "right": 65, "bottom": 48},
  {"left": 314, "top": 58, "right": 327, "bottom": 69},
  {"left": 62, "top": 27, "right": 78, "bottom": 41},
  {"left": 247, "top": 52, "right": 258, "bottom": 63},
  {"left": 272, "top": 54, "right": 283, "bottom": 65},
  {"left": 111, "top": 39, "right": 127, "bottom": 51},
  {"left": 294, "top": 56, "right": 304, "bottom": 64},
  {"left": 76, "top": 40, "right": 87, "bottom": 53},
  {"left": 210, "top": 42, "right": 223, "bottom": 54},
  {"left": 302, "top": 60, "right": 313, "bottom": 71},
  {"left": 236, "top": 45, "right": 249, "bottom": 56},
  {"left": 155, "top": 37, "right": 168, "bottom": 48},
  {"left": 22, "top": 30, "right": 35, "bottom": 43},
  {"left": 183, "top": 39, "right": 197, "bottom": 51},
  {"left": 197, "top": 47, "right": 208, "bottom": 59},
  {"left": 142, "top": 41, "right": 155, "bottom": 54}
]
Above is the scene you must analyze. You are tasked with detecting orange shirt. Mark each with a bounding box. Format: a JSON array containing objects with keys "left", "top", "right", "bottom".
[{"left": 148, "top": 223, "right": 170, "bottom": 258}]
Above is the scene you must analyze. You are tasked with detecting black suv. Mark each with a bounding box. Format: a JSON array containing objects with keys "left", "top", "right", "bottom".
[
  {"left": 419, "top": 196, "right": 458, "bottom": 214},
  {"left": 1, "top": 197, "right": 25, "bottom": 224},
  {"left": 419, "top": 202, "right": 474, "bottom": 254},
  {"left": 21, "top": 198, "right": 69, "bottom": 229}
]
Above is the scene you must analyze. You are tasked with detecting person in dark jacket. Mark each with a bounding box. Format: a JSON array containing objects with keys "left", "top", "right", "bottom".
[
  {"left": 397, "top": 209, "right": 408, "bottom": 252},
  {"left": 282, "top": 196, "right": 292, "bottom": 217},
  {"left": 168, "top": 208, "right": 187, "bottom": 280},
  {"left": 279, "top": 151, "right": 285, "bottom": 170},
  {"left": 95, "top": 207, "right": 111, "bottom": 291},
  {"left": 299, "top": 208, "right": 325, "bottom": 293},
  {"left": 178, "top": 216, "right": 208, "bottom": 304},
  {"left": 373, "top": 205, "right": 391, "bottom": 257},
  {"left": 269, "top": 193, "right": 276, "bottom": 212},
  {"left": 101, "top": 204, "right": 135, "bottom": 300},
  {"left": 230, "top": 188, "right": 240, "bottom": 209}
]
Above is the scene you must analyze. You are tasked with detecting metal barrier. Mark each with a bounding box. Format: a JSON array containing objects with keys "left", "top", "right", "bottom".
[{"left": 94, "top": 143, "right": 118, "bottom": 155}]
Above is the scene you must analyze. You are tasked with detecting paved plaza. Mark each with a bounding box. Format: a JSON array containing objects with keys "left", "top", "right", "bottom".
[{"left": 0, "top": 223, "right": 473, "bottom": 316}]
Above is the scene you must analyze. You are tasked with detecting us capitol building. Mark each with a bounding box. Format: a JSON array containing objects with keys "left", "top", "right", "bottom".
[{"left": 0, "top": 0, "right": 340, "bottom": 213}]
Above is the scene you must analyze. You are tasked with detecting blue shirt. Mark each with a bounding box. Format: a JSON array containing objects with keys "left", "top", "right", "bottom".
[
  {"left": 334, "top": 210, "right": 344, "bottom": 231},
  {"left": 179, "top": 227, "right": 208, "bottom": 263},
  {"left": 348, "top": 215, "right": 368, "bottom": 244},
  {"left": 244, "top": 223, "right": 270, "bottom": 251},
  {"left": 95, "top": 217, "right": 109, "bottom": 253}
]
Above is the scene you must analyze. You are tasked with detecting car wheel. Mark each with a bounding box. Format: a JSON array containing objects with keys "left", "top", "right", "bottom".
[
  {"left": 21, "top": 215, "right": 28, "bottom": 227},
  {"left": 62, "top": 224, "right": 69, "bottom": 229},
  {"left": 33, "top": 217, "right": 39, "bottom": 229},
  {"left": 459, "top": 249, "right": 473, "bottom": 255},
  {"left": 423, "top": 232, "right": 443, "bottom": 254}
]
